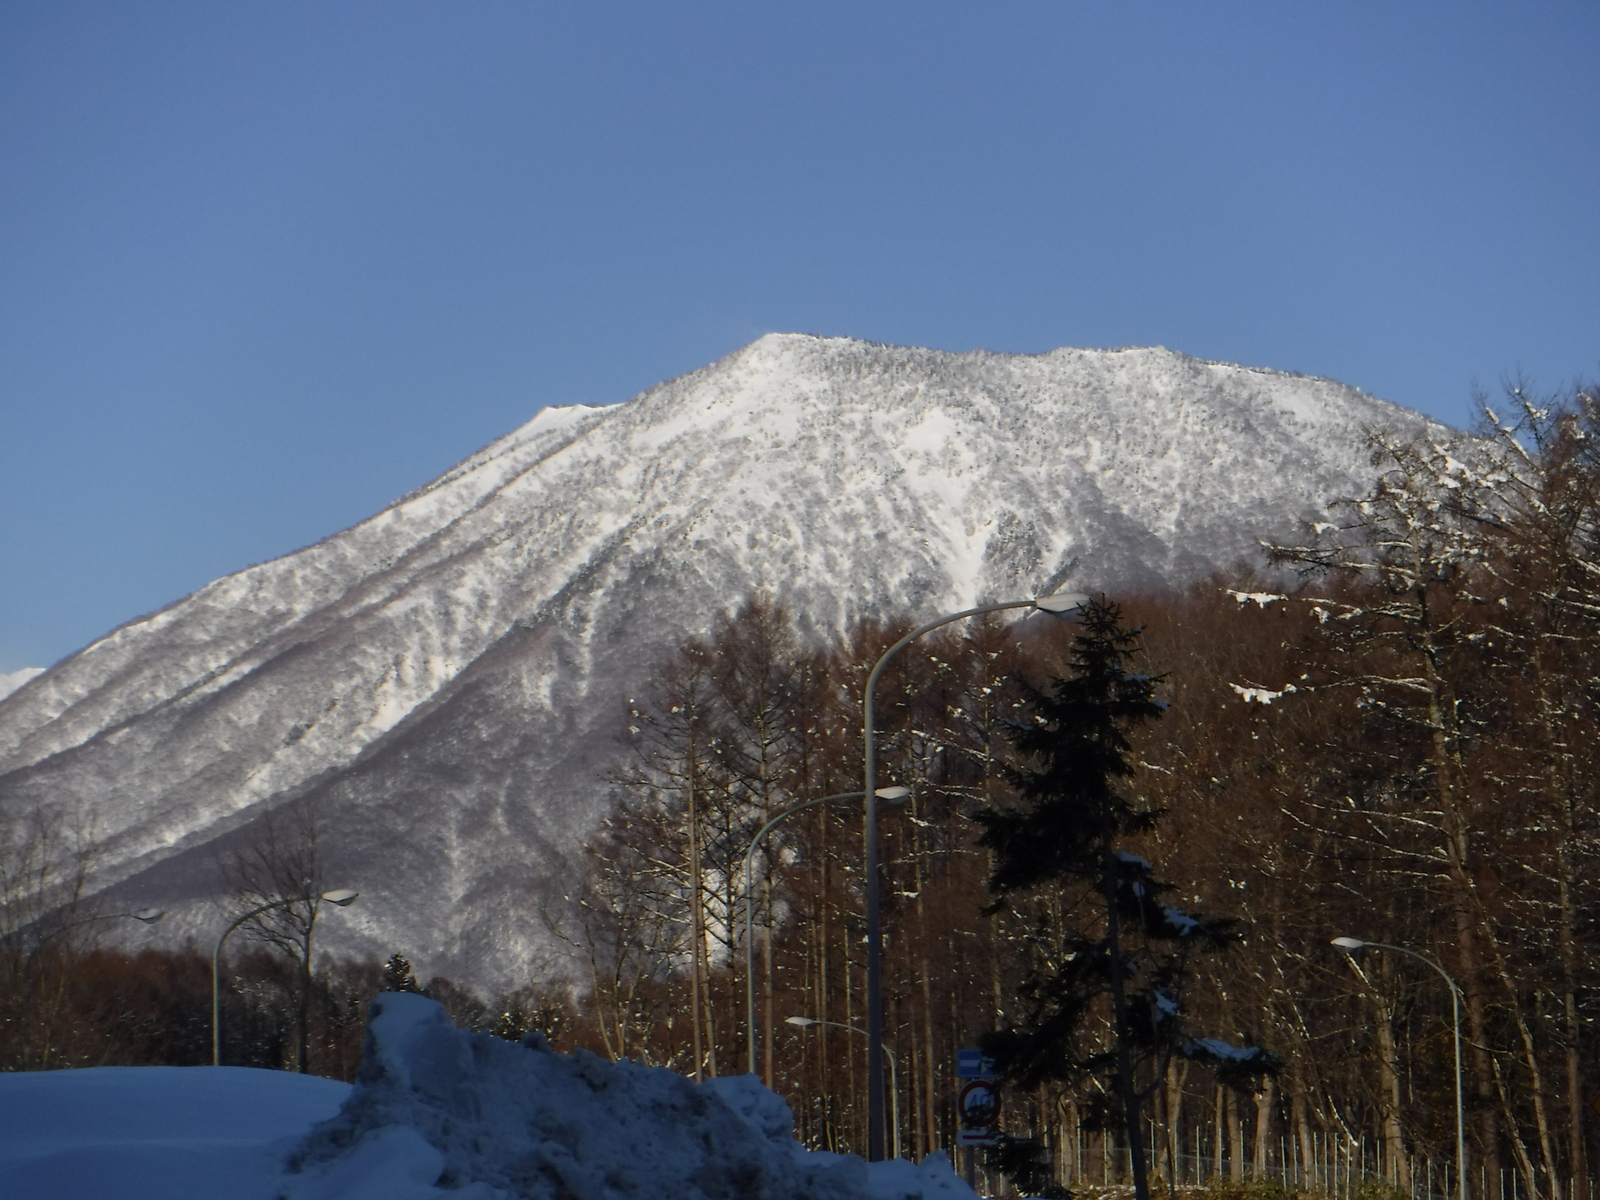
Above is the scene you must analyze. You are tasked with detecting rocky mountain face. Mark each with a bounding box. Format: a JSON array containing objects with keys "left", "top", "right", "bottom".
[{"left": 0, "top": 334, "right": 1446, "bottom": 985}]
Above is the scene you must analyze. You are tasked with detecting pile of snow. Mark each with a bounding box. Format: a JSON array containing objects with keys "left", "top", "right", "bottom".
[
  {"left": 284, "top": 993, "right": 977, "bottom": 1200},
  {"left": 0, "top": 996, "right": 976, "bottom": 1200},
  {"left": 0, "top": 1065, "right": 348, "bottom": 1200}
]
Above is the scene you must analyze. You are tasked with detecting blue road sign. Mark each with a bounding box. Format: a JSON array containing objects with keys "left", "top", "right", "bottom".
[{"left": 956, "top": 1048, "right": 997, "bottom": 1078}]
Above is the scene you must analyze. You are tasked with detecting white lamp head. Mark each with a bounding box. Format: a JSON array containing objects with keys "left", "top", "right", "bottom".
[
  {"left": 1033, "top": 591, "right": 1090, "bottom": 617},
  {"left": 784, "top": 1016, "right": 818, "bottom": 1028},
  {"left": 321, "top": 889, "right": 360, "bottom": 907},
  {"left": 1330, "top": 937, "right": 1365, "bottom": 951},
  {"left": 874, "top": 786, "right": 911, "bottom": 803},
  {"left": 131, "top": 907, "right": 165, "bottom": 924}
]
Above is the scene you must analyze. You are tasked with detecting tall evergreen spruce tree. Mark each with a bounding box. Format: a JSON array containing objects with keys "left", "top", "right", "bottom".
[{"left": 974, "top": 599, "right": 1276, "bottom": 1200}]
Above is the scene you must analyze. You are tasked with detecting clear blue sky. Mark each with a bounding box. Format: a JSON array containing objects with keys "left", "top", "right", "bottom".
[{"left": 3, "top": 2, "right": 1597, "bottom": 673}]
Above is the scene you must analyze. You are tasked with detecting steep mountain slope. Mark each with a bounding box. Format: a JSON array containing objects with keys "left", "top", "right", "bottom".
[{"left": 0, "top": 334, "right": 1445, "bottom": 984}]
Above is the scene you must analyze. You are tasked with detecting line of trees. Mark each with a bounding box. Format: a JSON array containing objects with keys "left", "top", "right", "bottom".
[
  {"left": 0, "top": 802, "right": 568, "bottom": 1078},
  {"left": 3, "top": 378, "right": 1595, "bottom": 1200},
  {"left": 558, "top": 381, "right": 1600, "bottom": 1195},
  {"left": 0, "top": 926, "right": 567, "bottom": 1080}
]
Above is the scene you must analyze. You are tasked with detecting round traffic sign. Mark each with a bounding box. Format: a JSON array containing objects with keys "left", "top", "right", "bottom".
[{"left": 957, "top": 1080, "right": 1001, "bottom": 1129}]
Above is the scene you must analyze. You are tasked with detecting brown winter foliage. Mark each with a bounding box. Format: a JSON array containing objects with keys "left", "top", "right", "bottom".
[
  {"left": 3, "top": 382, "right": 1597, "bottom": 1200},
  {"left": 559, "top": 384, "right": 1600, "bottom": 1197},
  {"left": 0, "top": 934, "right": 567, "bottom": 1081}
]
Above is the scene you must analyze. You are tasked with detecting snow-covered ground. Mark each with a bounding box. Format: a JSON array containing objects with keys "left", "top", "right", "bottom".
[
  {"left": 0, "top": 994, "right": 978, "bottom": 1200},
  {"left": 0, "top": 1064, "right": 349, "bottom": 1199}
]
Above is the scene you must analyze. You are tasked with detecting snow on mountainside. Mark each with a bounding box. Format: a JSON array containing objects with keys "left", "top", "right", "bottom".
[
  {"left": 0, "top": 668, "right": 43, "bottom": 702},
  {"left": 0, "top": 334, "right": 1447, "bottom": 985}
]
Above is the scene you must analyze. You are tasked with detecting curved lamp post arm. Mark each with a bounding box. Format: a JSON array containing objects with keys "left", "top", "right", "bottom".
[
  {"left": 743, "top": 789, "right": 907, "bottom": 1077},
  {"left": 213, "top": 897, "right": 296, "bottom": 1067},
  {"left": 75, "top": 906, "right": 165, "bottom": 927},
  {"left": 863, "top": 601, "right": 1040, "bottom": 781},
  {"left": 787, "top": 1016, "right": 901, "bottom": 1159},
  {"left": 213, "top": 890, "right": 358, "bottom": 1066},
  {"left": 743, "top": 791, "right": 866, "bottom": 1076},
  {"left": 1354, "top": 940, "right": 1463, "bottom": 999},
  {"left": 25, "top": 906, "right": 165, "bottom": 966},
  {"left": 1334, "top": 938, "right": 1465, "bottom": 1200},
  {"left": 862, "top": 592, "right": 1086, "bottom": 1160},
  {"left": 1364, "top": 941, "right": 1466, "bottom": 1200}
]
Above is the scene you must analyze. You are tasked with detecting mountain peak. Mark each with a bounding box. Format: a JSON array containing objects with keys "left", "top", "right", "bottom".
[{"left": 0, "top": 338, "right": 1447, "bottom": 984}]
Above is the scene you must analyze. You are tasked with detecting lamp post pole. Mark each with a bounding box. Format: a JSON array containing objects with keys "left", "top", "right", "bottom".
[
  {"left": 742, "top": 788, "right": 908, "bottom": 1080},
  {"left": 861, "top": 591, "right": 1087, "bottom": 1160},
  {"left": 213, "top": 889, "right": 358, "bottom": 1067},
  {"left": 1333, "top": 937, "right": 1466, "bottom": 1200},
  {"left": 786, "top": 1016, "right": 902, "bottom": 1160}
]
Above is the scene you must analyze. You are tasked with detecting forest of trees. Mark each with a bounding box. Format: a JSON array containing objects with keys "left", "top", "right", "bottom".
[
  {"left": 554, "top": 383, "right": 1600, "bottom": 1197},
  {"left": 2, "top": 381, "right": 1596, "bottom": 1200}
]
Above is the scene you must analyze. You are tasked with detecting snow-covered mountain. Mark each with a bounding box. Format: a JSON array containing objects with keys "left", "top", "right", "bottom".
[
  {"left": 0, "top": 669, "right": 43, "bottom": 702},
  {"left": 0, "top": 334, "right": 1445, "bottom": 985}
]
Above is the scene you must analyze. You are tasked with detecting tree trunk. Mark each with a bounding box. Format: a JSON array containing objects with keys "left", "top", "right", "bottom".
[
  {"left": 688, "top": 780, "right": 705, "bottom": 1082},
  {"left": 1357, "top": 956, "right": 1409, "bottom": 1189},
  {"left": 1293, "top": 1086, "right": 1313, "bottom": 1184},
  {"left": 1254, "top": 1077, "right": 1277, "bottom": 1176},
  {"left": 816, "top": 806, "right": 832, "bottom": 1148},
  {"left": 916, "top": 800, "right": 939, "bottom": 1159},
  {"left": 920, "top": 956, "right": 937, "bottom": 1157},
  {"left": 1214, "top": 1085, "right": 1225, "bottom": 1176},
  {"left": 845, "top": 925, "right": 859, "bottom": 1151},
  {"left": 762, "top": 925, "right": 774, "bottom": 1086},
  {"left": 1104, "top": 833, "right": 1152, "bottom": 1200},
  {"left": 1165, "top": 1058, "right": 1189, "bottom": 1196},
  {"left": 299, "top": 921, "right": 314, "bottom": 1074},
  {"left": 1483, "top": 926, "right": 1558, "bottom": 1200},
  {"left": 1536, "top": 638, "right": 1588, "bottom": 1200},
  {"left": 1425, "top": 665, "right": 1498, "bottom": 1191},
  {"left": 1228, "top": 1088, "right": 1244, "bottom": 1182}
]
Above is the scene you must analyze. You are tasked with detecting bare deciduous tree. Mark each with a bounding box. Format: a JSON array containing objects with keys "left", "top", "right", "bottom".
[
  {"left": 0, "top": 804, "right": 102, "bottom": 1068},
  {"left": 219, "top": 800, "right": 332, "bottom": 1074}
]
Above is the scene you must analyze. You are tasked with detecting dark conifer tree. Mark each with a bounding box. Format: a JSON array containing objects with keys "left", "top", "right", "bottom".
[
  {"left": 379, "top": 954, "right": 422, "bottom": 994},
  {"left": 973, "top": 598, "right": 1274, "bottom": 1200}
]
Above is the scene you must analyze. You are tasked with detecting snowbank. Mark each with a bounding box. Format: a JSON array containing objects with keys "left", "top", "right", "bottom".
[
  {"left": 285, "top": 992, "right": 978, "bottom": 1200},
  {"left": 0, "top": 1065, "right": 349, "bottom": 1200},
  {"left": 0, "top": 996, "right": 980, "bottom": 1200}
]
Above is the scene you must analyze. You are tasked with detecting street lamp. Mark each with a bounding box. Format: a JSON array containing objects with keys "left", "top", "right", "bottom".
[
  {"left": 52, "top": 904, "right": 165, "bottom": 936},
  {"left": 742, "top": 787, "right": 910, "bottom": 1079},
  {"left": 213, "top": 889, "right": 359, "bottom": 1067},
  {"left": 1333, "top": 937, "right": 1465, "bottom": 1200},
  {"left": 25, "top": 904, "right": 166, "bottom": 962},
  {"left": 862, "top": 590, "right": 1088, "bottom": 1159},
  {"left": 787, "top": 1015, "right": 902, "bottom": 1160}
]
